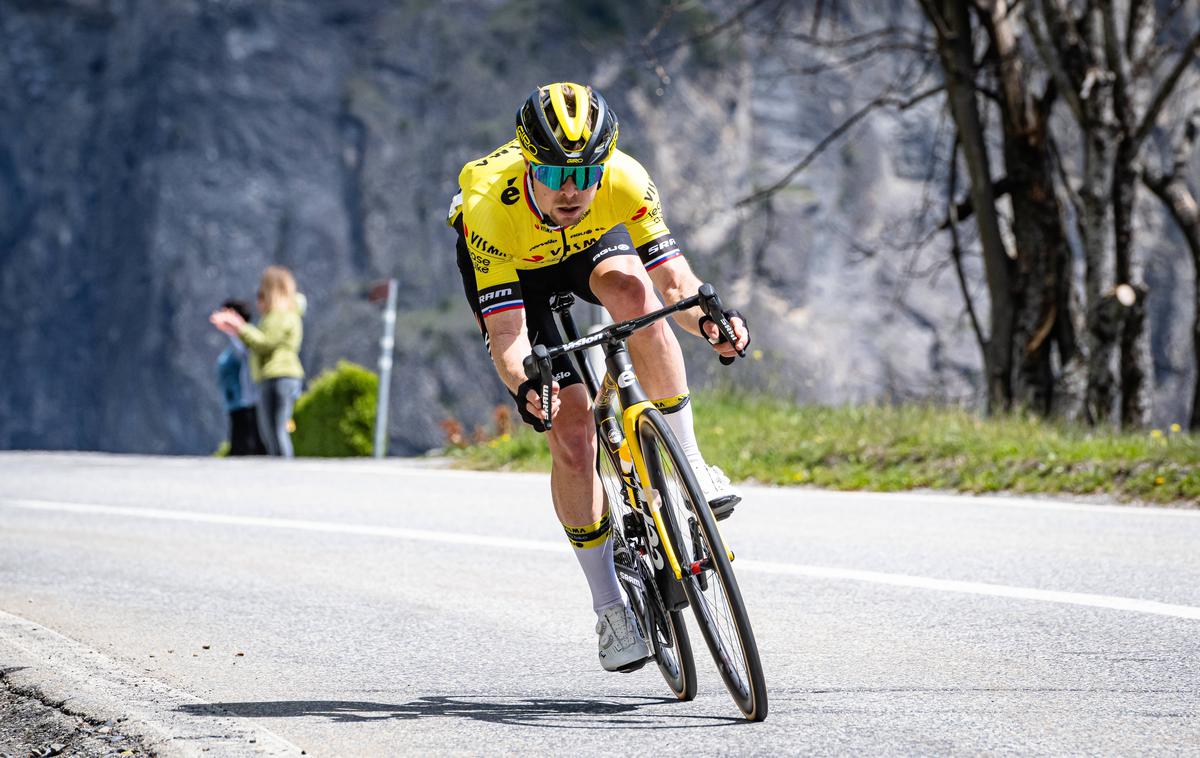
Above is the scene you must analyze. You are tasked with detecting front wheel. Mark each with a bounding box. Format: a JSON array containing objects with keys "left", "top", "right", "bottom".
[{"left": 639, "top": 410, "right": 768, "bottom": 721}]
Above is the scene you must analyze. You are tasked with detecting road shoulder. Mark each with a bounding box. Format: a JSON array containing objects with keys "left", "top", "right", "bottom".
[{"left": 0, "top": 611, "right": 303, "bottom": 757}]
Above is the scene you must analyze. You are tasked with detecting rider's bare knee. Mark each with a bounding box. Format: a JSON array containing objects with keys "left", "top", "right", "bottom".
[
  {"left": 548, "top": 388, "right": 596, "bottom": 473},
  {"left": 598, "top": 271, "right": 658, "bottom": 321}
]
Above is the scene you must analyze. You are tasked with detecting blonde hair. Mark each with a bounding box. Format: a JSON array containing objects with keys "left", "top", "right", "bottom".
[{"left": 257, "top": 265, "right": 298, "bottom": 314}]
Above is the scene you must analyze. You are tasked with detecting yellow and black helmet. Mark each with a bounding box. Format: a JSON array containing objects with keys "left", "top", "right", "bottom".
[{"left": 515, "top": 82, "right": 618, "bottom": 166}]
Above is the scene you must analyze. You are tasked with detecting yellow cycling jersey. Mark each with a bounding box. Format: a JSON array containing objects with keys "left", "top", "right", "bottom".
[{"left": 448, "top": 139, "right": 679, "bottom": 317}]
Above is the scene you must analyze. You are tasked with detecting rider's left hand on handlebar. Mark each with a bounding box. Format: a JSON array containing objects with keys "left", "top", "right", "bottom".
[{"left": 701, "top": 311, "right": 750, "bottom": 360}]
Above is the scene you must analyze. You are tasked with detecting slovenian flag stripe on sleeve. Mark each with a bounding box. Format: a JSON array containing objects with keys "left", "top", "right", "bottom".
[
  {"left": 477, "top": 282, "right": 524, "bottom": 317},
  {"left": 644, "top": 249, "right": 682, "bottom": 270},
  {"left": 481, "top": 299, "right": 524, "bottom": 317},
  {"left": 480, "top": 296, "right": 523, "bottom": 316}
]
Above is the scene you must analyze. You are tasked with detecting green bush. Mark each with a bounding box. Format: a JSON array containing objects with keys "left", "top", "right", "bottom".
[{"left": 292, "top": 361, "right": 378, "bottom": 457}]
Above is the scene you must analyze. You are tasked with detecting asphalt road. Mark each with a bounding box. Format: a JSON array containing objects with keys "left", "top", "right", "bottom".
[{"left": 1, "top": 452, "right": 1198, "bottom": 756}]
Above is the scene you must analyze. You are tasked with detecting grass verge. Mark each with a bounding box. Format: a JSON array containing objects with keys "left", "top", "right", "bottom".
[{"left": 446, "top": 392, "right": 1199, "bottom": 505}]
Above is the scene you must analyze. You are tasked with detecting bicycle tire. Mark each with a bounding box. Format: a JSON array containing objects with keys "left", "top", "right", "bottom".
[
  {"left": 638, "top": 409, "right": 768, "bottom": 721},
  {"left": 598, "top": 444, "right": 696, "bottom": 701}
]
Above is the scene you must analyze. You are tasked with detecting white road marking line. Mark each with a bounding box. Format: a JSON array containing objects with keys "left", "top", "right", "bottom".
[
  {"left": 2, "top": 499, "right": 569, "bottom": 555},
  {"left": 5, "top": 451, "right": 1197, "bottom": 516},
  {"left": 768, "top": 489, "right": 1200, "bottom": 518},
  {"left": 0, "top": 609, "right": 305, "bottom": 756},
  {"left": 4, "top": 498, "right": 1199, "bottom": 622},
  {"left": 735, "top": 561, "right": 1200, "bottom": 621}
]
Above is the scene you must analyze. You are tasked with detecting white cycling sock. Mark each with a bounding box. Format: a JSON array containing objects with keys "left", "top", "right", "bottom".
[
  {"left": 658, "top": 394, "right": 709, "bottom": 475},
  {"left": 564, "top": 515, "right": 623, "bottom": 615}
]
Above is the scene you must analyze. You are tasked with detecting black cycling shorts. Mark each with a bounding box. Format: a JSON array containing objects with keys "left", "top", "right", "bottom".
[{"left": 454, "top": 224, "right": 639, "bottom": 392}]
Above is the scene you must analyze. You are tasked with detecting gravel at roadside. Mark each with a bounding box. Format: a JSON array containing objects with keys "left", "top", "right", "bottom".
[{"left": 0, "top": 676, "right": 151, "bottom": 758}]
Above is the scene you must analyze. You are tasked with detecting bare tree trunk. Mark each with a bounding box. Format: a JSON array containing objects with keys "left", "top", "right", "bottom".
[
  {"left": 922, "top": 0, "right": 1015, "bottom": 413},
  {"left": 975, "top": 0, "right": 1084, "bottom": 416},
  {"left": 1081, "top": 130, "right": 1120, "bottom": 424},
  {"left": 946, "top": 138, "right": 991, "bottom": 380},
  {"left": 1147, "top": 180, "right": 1200, "bottom": 430},
  {"left": 1143, "top": 112, "right": 1200, "bottom": 430},
  {"left": 1101, "top": 0, "right": 1154, "bottom": 427},
  {"left": 1112, "top": 138, "right": 1154, "bottom": 427},
  {"left": 1031, "top": 0, "right": 1121, "bottom": 424}
]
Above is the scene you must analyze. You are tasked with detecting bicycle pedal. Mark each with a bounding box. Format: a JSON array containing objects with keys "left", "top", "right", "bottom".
[
  {"left": 710, "top": 495, "right": 739, "bottom": 521},
  {"left": 614, "top": 654, "right": 652, "bottom": 674}
]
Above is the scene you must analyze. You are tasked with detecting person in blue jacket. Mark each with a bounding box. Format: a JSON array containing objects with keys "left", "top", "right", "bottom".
[{"left": 214, "top": 299, "right": 266, "bottom": 455}]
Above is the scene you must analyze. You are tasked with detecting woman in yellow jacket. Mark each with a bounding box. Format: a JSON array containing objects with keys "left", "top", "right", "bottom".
[{"left": 211, "top": 266, "right": 305, "bottom": 457}]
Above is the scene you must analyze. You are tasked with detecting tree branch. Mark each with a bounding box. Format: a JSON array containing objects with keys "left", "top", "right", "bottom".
[
  {"left": 773, "top": 25, "right": 924, "bottom": 48},
  {"left": 1173, "top": 107, "right": 1200, "bottom": 177},
  {"left": 1046, "top": 131, "right": 1086, "bottom": 236},
  {"left": 1134, "top": 27, "right": 1200, "bottom": 148},
  {"left": 917, "top": 0, "right": 954, "bottom": 40},
  {"left": 947, "top": 137, "right": 988, "bottom": 352},
  {"left": 1036, "top": 76, "right": 1058, "bottom": 129},
  {"left": 1125, "top": 0, "right": 1151, "bottom": 61},
  {"left": 1098, "top": 0, "right": 1135, "bottom": 131},
  {"left": 784, "top": 41, "right": 936, "bottom": 77},
  {"left": 735, "top": 85, "right": 945, "bottom": 208},
  {"left": 811, "top": 0, "right": 826, "bottom": 36},
  {"left": 938, "top": 176, "right": 1015, "bottom": 229},
  {"left": 649, "top": 0, "right": 782, "bottom": 55},
  {"left": 1027, "top": 0, "right": 1085, "bottom": 125},
  {"left": 1160, "top": 0, "right": 1190, "bottom": 34},
  {"left": 641, "top": 0, "right": 688, "bottom": 46}
]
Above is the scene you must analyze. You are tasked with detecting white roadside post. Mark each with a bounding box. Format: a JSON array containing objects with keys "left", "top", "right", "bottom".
[{"left": 373, "top": 278, "right": 398, "bottom": 459}]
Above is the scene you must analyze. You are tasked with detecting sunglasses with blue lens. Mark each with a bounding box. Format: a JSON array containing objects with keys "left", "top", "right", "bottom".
[{"left": 530, "top": 163, "right": 605, "bottom": 191}]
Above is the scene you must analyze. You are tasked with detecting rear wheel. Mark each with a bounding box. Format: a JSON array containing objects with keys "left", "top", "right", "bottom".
[
  {"left": 599, "top": 444, "right": 696, "bottom": 701},
  {"left": 639, "top": 410, "right": 768, "bottom": 721}
]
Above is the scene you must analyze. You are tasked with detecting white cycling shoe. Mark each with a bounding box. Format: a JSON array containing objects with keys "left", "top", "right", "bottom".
[
  {"left": 596, "top": 602, "right": 650, "bottom": 673},
  {"left": 693, "top": 464, "right": 741, "bottom": 521}
]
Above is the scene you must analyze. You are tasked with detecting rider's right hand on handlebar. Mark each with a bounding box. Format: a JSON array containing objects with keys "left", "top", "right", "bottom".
[{"left": 515, "top": 377, "right": 560, "bottom": 432}]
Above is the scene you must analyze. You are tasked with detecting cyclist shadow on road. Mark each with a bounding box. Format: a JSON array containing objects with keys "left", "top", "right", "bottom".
[{"left": 177, "top": 696, "right": 742, "bottom": 729}]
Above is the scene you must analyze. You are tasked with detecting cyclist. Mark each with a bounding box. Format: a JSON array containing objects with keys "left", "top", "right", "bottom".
[{"left": 447, "top": 82, "right": 750, "bottom": 672}]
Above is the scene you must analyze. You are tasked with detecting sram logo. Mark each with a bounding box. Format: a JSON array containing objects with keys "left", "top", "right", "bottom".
[
  {"left": 478, "top": 287, "right": 513, "bottom": 303},
  {"left": 646, "top": 237, "right": 676, "bottom": 255}
]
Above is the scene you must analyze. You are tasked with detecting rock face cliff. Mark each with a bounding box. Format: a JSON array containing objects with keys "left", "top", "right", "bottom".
[{"left": 1, "top": 0, "right": 1194, "bottom": 453}]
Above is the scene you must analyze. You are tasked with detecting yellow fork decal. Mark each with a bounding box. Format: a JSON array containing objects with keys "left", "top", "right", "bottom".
[{"left": 622, "top": 402, "right": 684, "bottom": 581}]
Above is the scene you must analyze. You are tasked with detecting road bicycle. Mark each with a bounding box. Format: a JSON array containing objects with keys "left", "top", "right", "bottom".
[{"left": 523, "top": 284, "right": 768, "bottom": 722}]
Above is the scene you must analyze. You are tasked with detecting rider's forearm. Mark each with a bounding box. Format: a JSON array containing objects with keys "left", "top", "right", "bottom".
[
  {"left": 486, "top": 317, "right": 532, "bottom": 394},
  {"left": 649, "top": 257, "right": 707, "bottom": 337}
]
